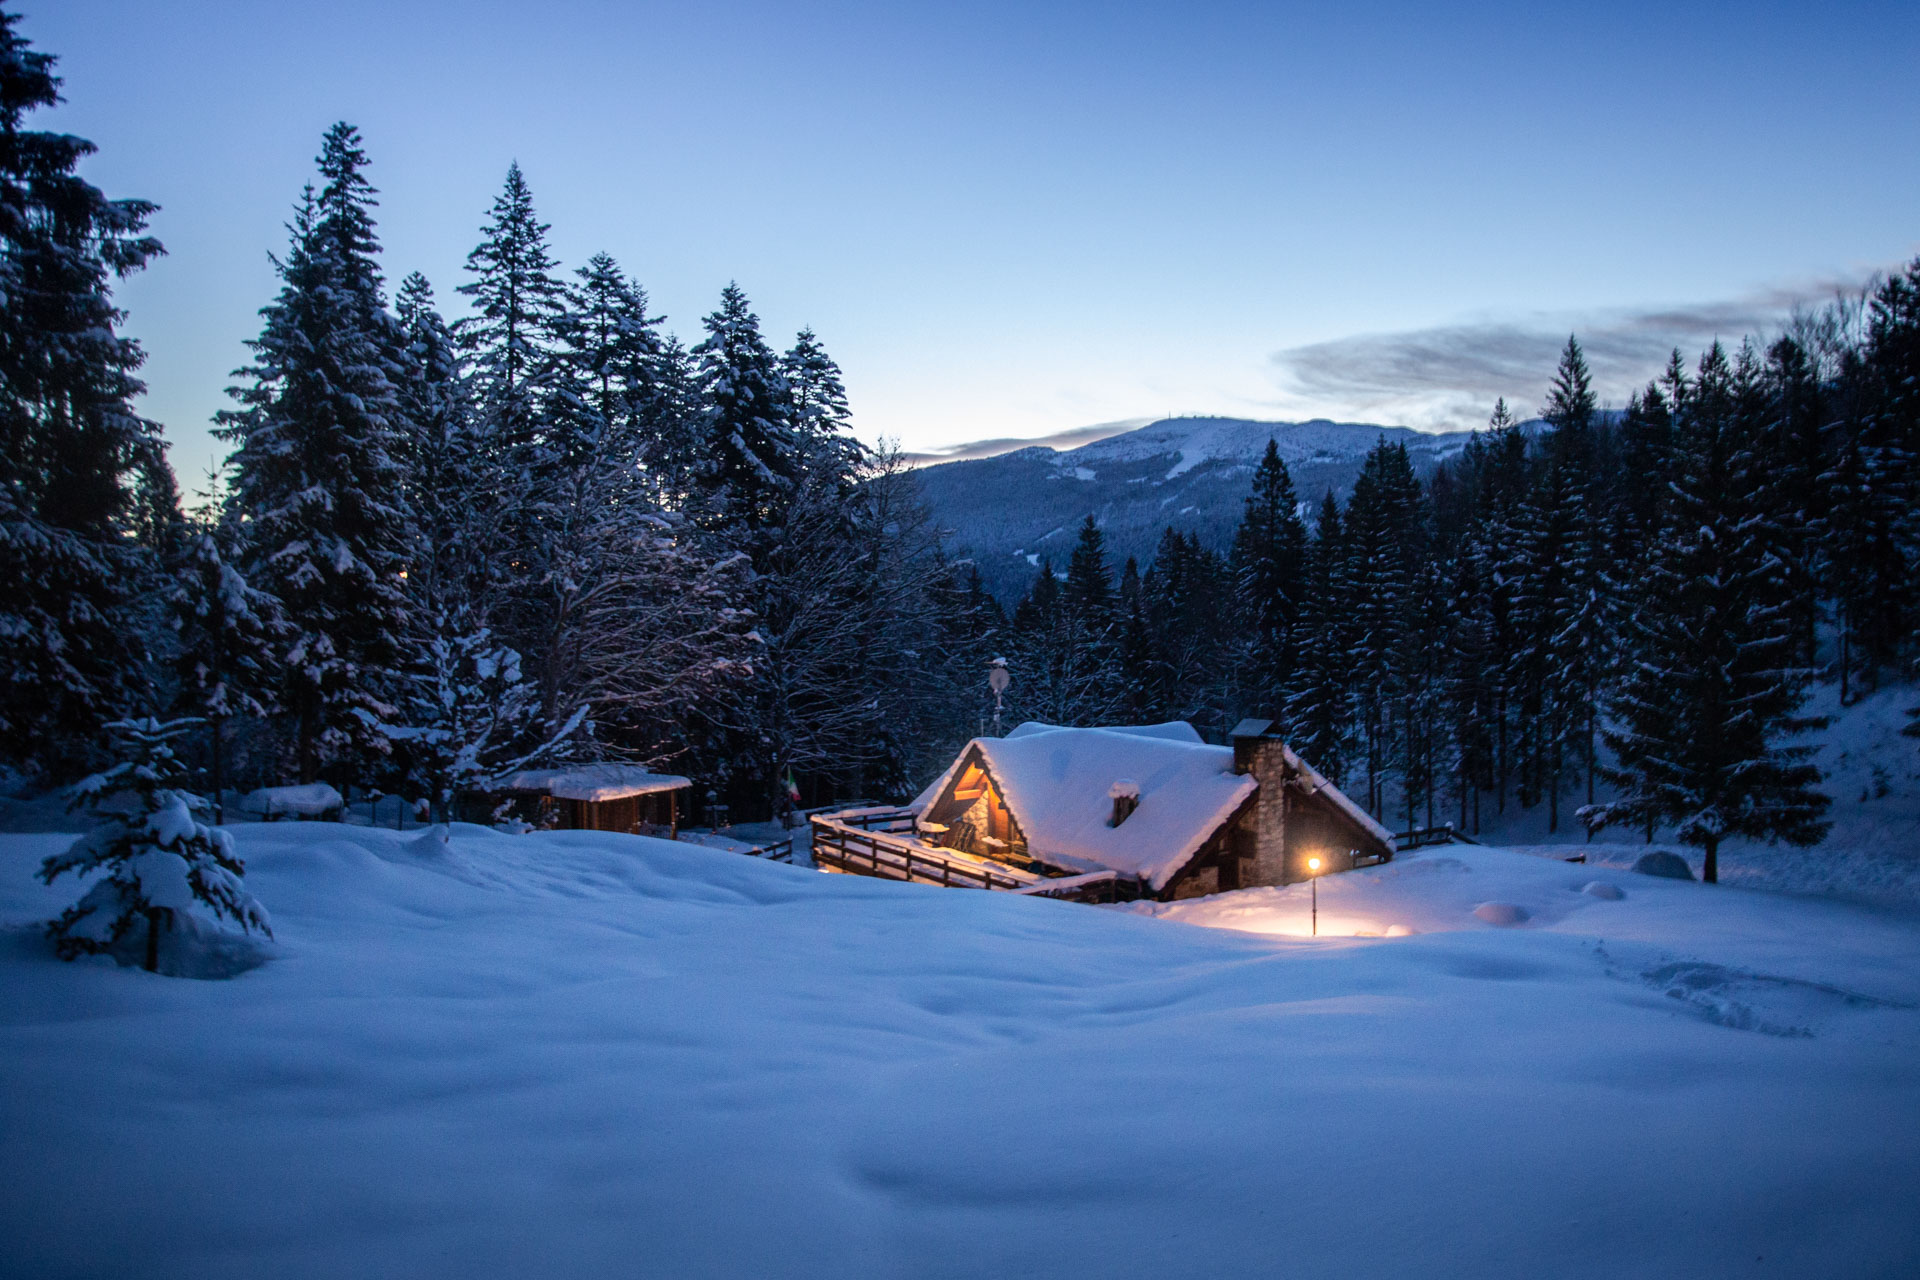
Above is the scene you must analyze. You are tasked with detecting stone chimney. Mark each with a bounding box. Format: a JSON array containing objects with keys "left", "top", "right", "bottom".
[
  {"left": 1108, "top": 779, "right": 1140, "bottom": 827},
  {"left": 1230, "top": 718, "right": 1294, "bottom": 884}
]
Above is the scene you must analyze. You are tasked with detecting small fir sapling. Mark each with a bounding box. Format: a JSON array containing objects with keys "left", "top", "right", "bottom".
[{"left": 40, "top": 718, "right": 271, "bottom": 972}]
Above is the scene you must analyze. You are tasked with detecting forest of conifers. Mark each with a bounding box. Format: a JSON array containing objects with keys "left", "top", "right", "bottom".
[{"left": 3, "top": 11, "right": 1916, "bottom": 879}]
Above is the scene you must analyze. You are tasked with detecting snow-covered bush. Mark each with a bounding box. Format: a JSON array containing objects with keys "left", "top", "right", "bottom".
[{"left": 39, "top": 718, "right": 272, "bottom": 974}]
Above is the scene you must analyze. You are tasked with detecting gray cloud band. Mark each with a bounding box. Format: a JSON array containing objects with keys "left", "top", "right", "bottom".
[{"left": 1267, "top": 273, "right": 1880, "bottom": 429}]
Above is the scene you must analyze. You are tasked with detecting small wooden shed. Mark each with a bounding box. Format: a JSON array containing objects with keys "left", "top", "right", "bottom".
[{"left": 486, "top": 765, "right": 692, "bottom": 836}]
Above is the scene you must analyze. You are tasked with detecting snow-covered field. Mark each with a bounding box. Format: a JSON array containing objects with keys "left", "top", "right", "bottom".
[{"left": 4, "top": 823, "right": 1918, "bottom": 1278}]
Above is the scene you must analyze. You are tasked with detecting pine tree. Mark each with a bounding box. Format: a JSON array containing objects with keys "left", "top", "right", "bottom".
[
  {"left": 692, "top": 283, "right": 800, "bottom": 543},
  {"left": 1342, "top": 441, "right": 1424, "bottom": 815},
  {"left": 1228, "top": 439, "right": 1308, "bottom": 703},
  {"left": 1586, "top": 342, "right": 1831, "bottom": 881},
  {"left": 170, "top": 524, "right": 284, "bottom": 822},
  {"left": 782, "top": 327, "right": 863, "bottom": 485},
  {"left": 393, "top": 272, "right": 481, "bottom": 615},
  {"left": 381, "top": 625, "right": 581, "bottom": 824},
  {"left": 456, "top": 163, "right": 568, "bottom": 473},
  {"left": 1285, "top": 494, "right": 1354, "bottom": 785},
  {"left": 1825, "top": 261, "right": 1919, "bottom": 697},
  {"left": 218, "top": 124, "right": 409, "bottom": 782},
  {"left": 40, "top": 717, "right": 271, "bottom": 972},
  {"left": 0, "top": 13, "right": 167, "bottom": 770}
]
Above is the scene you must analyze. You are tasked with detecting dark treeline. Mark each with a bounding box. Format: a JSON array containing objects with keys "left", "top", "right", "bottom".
[{"left": 988, "top": 290, "right": 1919, "bottom": 880}]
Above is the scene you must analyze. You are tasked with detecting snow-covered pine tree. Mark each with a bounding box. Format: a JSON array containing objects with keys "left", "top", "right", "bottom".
[
  {"left": 563, "top": 253, "right": 664, "bottom": 501},
  {"left": 692, "top": 284, "right": 801, "bottom": 545},
  {"left": 40, "top": 717, "right": 271, "bottom": 972},
  {"left": 1228, "top": 439, "right": 1308, "bottom": 705},
  {"left": 170, "top": 523, "right": 284, "bottom": 822},
  {"left": 1142, "top": 527, "right": 1234, "bottom": 734},
  {"left": 1284, "top": 493, "right": 1355, "bottom": 786},
  {"left": 1341, "top": 441, "right": 1424, "bottom": 816},
  {"left": 1824, "top": 260, "right": 1919, "bottom": 699},
  {"left": 394, "top": 273, "right": 482, "bottom": 615},
  {"left": 1586, "top": 342, "right": 1831, "bottom": 882},
  {"left": 456, "top": 162, "right": 569, "bottom": 475},
  {"left": 1524, "top": 336, "right": 1609, "bottom": 830},
  {"left": 0, "top": 12, "right": 167, "bottom": 772},
  {"left": 781, "top": 327, "right": 864, "bottom": 486},
  {"left": 218, "top": 124, "right": 410, "bottom": 783},
  {"left": 1756, "top": 335, "right": 1830, "bottom": 671},
  {"left": 381, "top": 623, "right": 584, "bottom": 824}
]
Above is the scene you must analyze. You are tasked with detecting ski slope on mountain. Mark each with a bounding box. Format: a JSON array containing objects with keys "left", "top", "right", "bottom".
[{"left": 2, "top": 823, "right": 1917, "bottom": 1279}]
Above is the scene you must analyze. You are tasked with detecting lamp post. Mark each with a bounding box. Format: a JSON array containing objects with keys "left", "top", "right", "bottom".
[
  {"left": 986, "top": 658, "right": 1011, "bottom": 737},
  {"left": 1307, "top": 856, "right": 1321, "bottom": 936}
]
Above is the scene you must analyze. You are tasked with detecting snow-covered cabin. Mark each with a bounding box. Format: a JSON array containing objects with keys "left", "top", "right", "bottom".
[
  {"left": 907, "top": 719, "right": 1392, "bottom": 899},
  {"left": 485, "top": 765, "right": 693, "bottom": 836}
]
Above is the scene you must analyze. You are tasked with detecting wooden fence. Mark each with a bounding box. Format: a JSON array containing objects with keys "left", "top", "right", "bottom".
[{"left": 809, "top": 814, "right": 1148, "bottom": 904}]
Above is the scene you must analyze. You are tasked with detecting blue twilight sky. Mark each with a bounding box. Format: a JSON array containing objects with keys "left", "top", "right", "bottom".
[{"left": 27, "top": 0, "right": 1920, "bottom": 491}]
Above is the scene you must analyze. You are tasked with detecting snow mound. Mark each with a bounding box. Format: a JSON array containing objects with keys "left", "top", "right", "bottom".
[
  {"left": 1473, "top": 901, "right": 1531, "bottom": 926},
  {"left": 240, "top": 783, "right": 342, "bottom": 818},
  {"left": 1582, "top": 881, "right": 1625, "bottom": 900},
  {"left": 1633, "top": 851, "right": 1696, "bottom": 881}
]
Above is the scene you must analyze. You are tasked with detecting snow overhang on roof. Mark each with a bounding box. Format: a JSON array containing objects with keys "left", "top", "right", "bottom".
[
  {"left": 1276, "top": 743, "right": 1396, "bottom": 850},
  {"left": 913, "top": 723, "right": 1255, "bottom": 891},
  {"left": 495, "top": 765, "right": 692, "bottom": 803}
]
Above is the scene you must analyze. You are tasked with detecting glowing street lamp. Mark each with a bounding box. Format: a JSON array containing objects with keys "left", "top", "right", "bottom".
[{"left": 1306, "top": 855, "right": 1322, "bottom": 936}]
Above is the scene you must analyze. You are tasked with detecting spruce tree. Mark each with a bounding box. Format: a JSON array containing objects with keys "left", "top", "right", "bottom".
[
  {"left": 0, "top": 13, "right": 167, "bottom": 770},
  {"left": 218, "top": 124, "right": 409, "bottom": 782},
  {"left": 1228, "top": 439, "right": 1308, "bottom": 702},
  {"left": 782, "top": 327, "right": 863, "bottom": 485},
  {"left": 394, "top": 273, "right": 481, "bottom": 613},
  {"left": 1285, "top": 494, "right": 1354, "bottom": 785},
  {"left": 40, "top": 717, "right": 271, "bottom": 972},
  {"left": 1587, "top": 342, "right": 1830, "bottom": 881},
  {"left": 456, "top": 162, "right": 568, "bottom": 471},
  {"left": 692, "top": 283, "right": 800, "bottom": 543},
  {"left": 170, "top": 525, "right": 283, "bottom": 822}
]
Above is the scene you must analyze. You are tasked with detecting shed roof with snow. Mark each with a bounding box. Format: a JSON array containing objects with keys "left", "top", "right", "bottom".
[
  {"left": 911, "top": 724, "right": 1257, "bottom": 890},
  {"left": 495, "top": 765, "right": 692, "bottom": 802}
]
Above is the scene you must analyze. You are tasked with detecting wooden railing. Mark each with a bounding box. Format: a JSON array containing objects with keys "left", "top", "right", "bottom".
[
  {"left": 1009, "top": 869, "right": 1147, "bottom": 904},
  {"left": 809, "top": 816, "right": 1040, "bottom": 891},
  {"left": 1395, "top": 825, "right": 1480, "bottom": 851}
]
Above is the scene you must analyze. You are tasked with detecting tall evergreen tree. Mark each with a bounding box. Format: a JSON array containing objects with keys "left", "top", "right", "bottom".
[
  {"left": 692, "top": 283, "right": 800, "bottom": 542},
  {"left": 0, "top": 12, "right": 167, "bottom": 770},
  {"left": 218, "top": 124, "right": 409, "bottom": 782},
  {"left": 1228, "top": 439, "right": 1307, "bottom": 705},
  {"left": 782, "top": 327, "right": 862, "bottom": 485},
  {"left": 1586, "top": 342, "right": 1831, "bottom": 881},
  {"left": 1285, "top": 494, "right": 1354, "bottom": 786}
]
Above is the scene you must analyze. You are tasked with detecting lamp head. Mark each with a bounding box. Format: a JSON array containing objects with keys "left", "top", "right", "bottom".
[{"left": 1307, "top": 856, "right": 1321, "bottom": 873}]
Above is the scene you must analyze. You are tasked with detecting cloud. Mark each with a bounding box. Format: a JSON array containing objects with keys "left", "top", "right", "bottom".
[
  {"left": 1266, "top": 272, "right": 1880, "bottom": 431},
  {"left": 899, "top": 418, "right": 1153, "bottom": 465}
]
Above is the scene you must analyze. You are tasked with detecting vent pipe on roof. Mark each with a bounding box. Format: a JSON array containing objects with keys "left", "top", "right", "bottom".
[{"left": 1109, "top": 779, "right": 1140, "bottom": 827}]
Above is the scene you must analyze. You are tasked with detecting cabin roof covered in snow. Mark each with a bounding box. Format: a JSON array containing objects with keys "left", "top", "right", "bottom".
[
  {"left": 913, "top": 724, "right": 1256, "bottom": 890},
  {"left": 495, "top": 765, "right": 692, "bottom": 802},
  {"left": 1004, "top": 720, "right": 1202, "bottom": 744}
]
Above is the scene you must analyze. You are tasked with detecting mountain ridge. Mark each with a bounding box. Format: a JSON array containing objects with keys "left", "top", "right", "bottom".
[{"left": 910, "top": 415, "right": 1481, "bottom": 604}]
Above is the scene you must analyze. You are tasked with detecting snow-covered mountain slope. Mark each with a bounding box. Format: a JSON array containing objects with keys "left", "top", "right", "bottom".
[
  {"left": 912, "top": 415, "right": 1476, "bottom": 602},
  {"left": 3, "top": 822, "right": 1916, "bottom": 1277}
]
